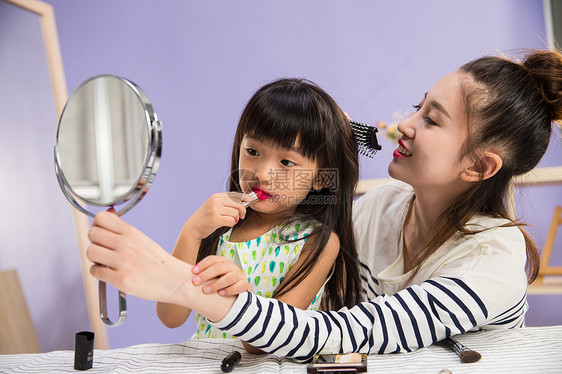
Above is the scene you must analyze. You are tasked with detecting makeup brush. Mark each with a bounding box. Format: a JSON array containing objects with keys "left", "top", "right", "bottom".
[
  {"left": 443, "top": 336, "right": 481, "bottom": 363},
  {"left": 350, "top": 120, "right": 382, "bottom": 158}
]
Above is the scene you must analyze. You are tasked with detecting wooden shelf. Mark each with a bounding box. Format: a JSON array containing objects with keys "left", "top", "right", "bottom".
[
  {"left": 355, "top": 166, "right": 562, "bottom": 195},
  {"left": 528, "top": 277, "right": 562, "bottom": 295}
]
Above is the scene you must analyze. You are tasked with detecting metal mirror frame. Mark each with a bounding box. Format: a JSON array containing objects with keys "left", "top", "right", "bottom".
[
  {"left": 54, "top": 75, "right": 162, "bottom": 327},
  {"left": 54, "top": 75, "right": 162, "bottom": 217}
]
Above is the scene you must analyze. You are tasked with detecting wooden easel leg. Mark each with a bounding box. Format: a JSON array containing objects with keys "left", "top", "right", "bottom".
[{"left": 536, "top": 206, "right": 562, "bottom": 286}]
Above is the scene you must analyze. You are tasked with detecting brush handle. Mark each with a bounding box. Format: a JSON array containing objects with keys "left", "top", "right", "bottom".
[
  {"left": 444, "top": 336, "right": 468, "bottom": 355},
  {"left": 443, "top": 336, "right": 482, "bottom": 363}
]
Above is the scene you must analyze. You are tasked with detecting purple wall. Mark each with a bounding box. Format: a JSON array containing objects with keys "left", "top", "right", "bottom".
[
  {"left": 34, "top": 0, "right": 562, "bottom": 349},
  {"left": 0, "top": 1, "right": 88, "bottom": 353}
]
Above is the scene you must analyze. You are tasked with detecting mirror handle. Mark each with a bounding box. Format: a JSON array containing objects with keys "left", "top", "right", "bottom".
[
  {"left": 99, "top": 280, "right": 127, "bottom": 327},
  {"left": 56, "top": 156, "right": 127, "bottom": 326}
]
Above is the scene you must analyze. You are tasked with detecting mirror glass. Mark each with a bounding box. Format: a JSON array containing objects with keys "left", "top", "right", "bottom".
[
  {"left": 55, "top": 75, "right": 161, "bottom": 217},
  {"left": 54, "top": 75, "right": 162, "bottom": 327}
]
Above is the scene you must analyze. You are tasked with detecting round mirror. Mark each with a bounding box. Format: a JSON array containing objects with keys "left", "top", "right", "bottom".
[
  {"left": 54, "top": 75, "right": 162, "bottom": 327},
  {"left": 55, "top": 74, "right": 161, "bottom": 217}
]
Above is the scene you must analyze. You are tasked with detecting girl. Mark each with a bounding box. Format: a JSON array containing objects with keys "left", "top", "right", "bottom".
[
  {"left": 87, "top": 49, "right": 561, "bottom": 359},
  {"left": 155, "top": 78, "right": 363, "bottom": 351}
]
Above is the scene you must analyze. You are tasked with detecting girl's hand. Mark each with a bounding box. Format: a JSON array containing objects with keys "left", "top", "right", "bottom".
[
  {"left": 87, "top": 211, "right": 193, "bottom": 305},
  {"left": 191, "top": 255, "right": 251, "bottom": 296},
  {"left": 186, "top": 192, "right": 251, "bottom": 241}
]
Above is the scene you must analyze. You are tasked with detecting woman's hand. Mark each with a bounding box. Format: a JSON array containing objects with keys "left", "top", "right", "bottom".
[
  {"left": 185, "top": 192, "right": 251, "bottom": 241},
  {"left": 192, "top": 255, "right": 251, "bottom": 296},
  {"left": 87, "top": 211, "right": 193, "bottom": 305}
]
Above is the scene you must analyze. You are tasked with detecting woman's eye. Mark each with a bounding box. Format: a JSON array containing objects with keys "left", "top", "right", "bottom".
[
  {"left": 412, "top": 104, "right": 421, "bottom": 112},
  {"left": 280, "top": 159, "right": 296, "bottom": 167},
  {"left": 246, "top": 148, "right": 259, "bottom": 156},
  {"left": 423, "top": 116, "right": 437, "bottom": 126}
]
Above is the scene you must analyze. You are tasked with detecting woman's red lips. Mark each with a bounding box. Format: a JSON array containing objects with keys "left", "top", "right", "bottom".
[
  {"left": 395, "top": 138, "right": 412, "bottom": 157},
  {"left": 393, "top": 149, "right": 407, "bottom": 159}
]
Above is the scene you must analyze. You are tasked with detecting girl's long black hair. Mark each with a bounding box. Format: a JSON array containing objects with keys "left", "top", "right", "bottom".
[{"left": 196, "top": 78, "right": 362, "bottom": 309}]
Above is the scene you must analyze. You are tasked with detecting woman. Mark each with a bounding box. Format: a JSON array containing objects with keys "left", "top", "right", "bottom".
[{"left": 86, "top": 49, "right": 561, "bottom": 360}]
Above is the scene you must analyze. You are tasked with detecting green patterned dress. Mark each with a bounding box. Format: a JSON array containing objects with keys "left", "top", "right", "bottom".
[{"left": 193, "top": 219, "right": 327, "bottom": 339}]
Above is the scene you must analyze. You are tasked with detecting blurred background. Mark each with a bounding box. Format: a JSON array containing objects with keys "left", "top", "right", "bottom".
[{"left": 1, "top": 0, "right": 560, "bottom": 352}]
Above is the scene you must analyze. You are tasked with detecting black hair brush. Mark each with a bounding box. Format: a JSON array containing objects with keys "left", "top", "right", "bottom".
[{"left": 350, "top": 120, "right": 382, "bottom": 158}]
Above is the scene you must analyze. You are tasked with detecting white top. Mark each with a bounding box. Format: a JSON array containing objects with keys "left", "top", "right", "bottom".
[
  {"left": 355, "top": 181, "right": 528, "bottom": 324},
  {"left": 212, "top": 181, "right": 529, "bottom": 360}
]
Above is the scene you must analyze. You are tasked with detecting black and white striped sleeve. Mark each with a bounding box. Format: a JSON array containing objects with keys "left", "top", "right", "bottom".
[{"left": 212, "top": 275, "right": 521, "bottom": 361}]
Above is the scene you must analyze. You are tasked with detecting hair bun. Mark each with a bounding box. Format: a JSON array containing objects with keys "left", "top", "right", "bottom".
[{"left": 522, "top": 50, "right": 562, "bottom": 122}]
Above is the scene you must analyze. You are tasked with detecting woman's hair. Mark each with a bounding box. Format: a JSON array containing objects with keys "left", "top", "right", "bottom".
[
  {"left": 409, "top": 49, "right": 562, "bottom": 284},
  {"left": 197, "top": 78, "right": 362, "bottom": 310}
]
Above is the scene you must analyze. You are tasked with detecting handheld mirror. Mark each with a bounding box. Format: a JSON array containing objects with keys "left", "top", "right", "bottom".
[{"left": 54, "top": 75, "right": 162, "bottom": 327}]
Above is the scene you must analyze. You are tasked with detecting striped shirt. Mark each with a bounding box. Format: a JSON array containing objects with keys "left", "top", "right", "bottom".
[{"left": 212, "top": 181, "right": 528, "bottom": 360}]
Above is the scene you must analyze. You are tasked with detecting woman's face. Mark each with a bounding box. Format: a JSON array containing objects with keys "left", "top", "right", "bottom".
[{"left": 388, "top": 71, "right": 473, "bottom": 192}]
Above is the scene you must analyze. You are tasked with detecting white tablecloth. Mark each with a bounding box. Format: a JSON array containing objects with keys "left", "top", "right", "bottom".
[{"left": 1, "top": 326, "right": 561, "bottom": 373}]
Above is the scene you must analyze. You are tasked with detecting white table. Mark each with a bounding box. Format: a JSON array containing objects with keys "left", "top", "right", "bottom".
[{"left": 1, "top": 326, "right": 561, "bottom": 373}]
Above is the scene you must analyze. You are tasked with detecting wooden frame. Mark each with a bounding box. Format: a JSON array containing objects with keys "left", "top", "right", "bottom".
[
  {"left": 0, "top": 269, "right": 41, "bottom": 353},
  {"left": 538, "top": 206, "right": 562, "bottom": 280},
  {"left": 531, "top": 205, "right": 562, "bottom": 293},
  {"left": 5, "top": 0, "right": 109, "bottom": 349}
]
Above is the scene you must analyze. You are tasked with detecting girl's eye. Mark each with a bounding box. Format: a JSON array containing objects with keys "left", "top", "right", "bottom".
[
  {"left": 246, "top": 148, "right": 259, "bottom": 156},
  {"left": 412, "top": 104, "right": 421, "bottom": 112},
  {"left": 280, "top": 159, "right": 296, "bottom": 167}
]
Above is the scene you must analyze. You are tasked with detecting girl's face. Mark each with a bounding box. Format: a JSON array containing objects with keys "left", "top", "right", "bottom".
[
  {"left": 388, "top": 71, "right": 474, "bottom": 192},
  {"left": 238, "top": 135, "right": 319, "bottom": 219}
]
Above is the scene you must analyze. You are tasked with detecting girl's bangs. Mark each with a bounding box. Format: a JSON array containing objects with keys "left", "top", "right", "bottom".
[{"left": 242, "top": 97, "right": 326, "bottom": 160}]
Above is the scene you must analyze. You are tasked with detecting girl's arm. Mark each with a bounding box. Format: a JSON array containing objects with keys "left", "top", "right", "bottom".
[
  {"left": 273, "top": 232, "right": 340, "bottom": 307},
  {"left": 195, "top": 232, "right": 339, "bottom": 301},
  {"left": 155, "top": 192, "right": 249, "bottom": 328}
]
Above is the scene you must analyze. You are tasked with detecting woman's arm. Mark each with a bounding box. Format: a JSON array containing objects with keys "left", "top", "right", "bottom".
[
  {"left": 87, "top": 211, "right": 237, "bottom": 323},
  {"left": 209, "top": 226, "right": 528, "bottom": 360},
  {"left": 155, "top": 222, "right": 201, "bottom": 328},
  {"left": 87, "top": 211, "right": 526, "bottom": 361},
  {"left": 211, "top": 275, "right": 522, "bottom": 361}
]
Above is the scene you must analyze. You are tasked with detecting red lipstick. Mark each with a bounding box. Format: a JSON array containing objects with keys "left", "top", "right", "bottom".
[{"left": 252, "top": 187, "right": 271, "bottom": 200}]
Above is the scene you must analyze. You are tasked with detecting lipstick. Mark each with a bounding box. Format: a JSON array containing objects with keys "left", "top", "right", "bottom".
[
  {"left": 251, "top": 187, "right": 272, "bottom": 200},
  {"left": 242, "top": 191, "right": 259, "bottom": 207}
]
